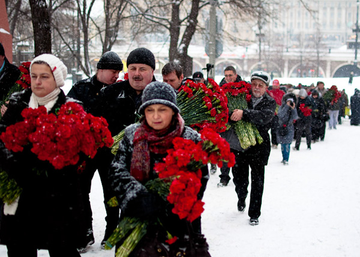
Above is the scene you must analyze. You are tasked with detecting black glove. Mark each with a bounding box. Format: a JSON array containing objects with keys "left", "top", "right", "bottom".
[{"left": 125, "top": 192, "right": 164, "bottom": 218}]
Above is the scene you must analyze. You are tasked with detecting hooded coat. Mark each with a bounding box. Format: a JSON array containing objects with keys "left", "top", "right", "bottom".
[
  {"left": 276, "top": 93, "right": 299, "bottom": 144},
  {"left": 0, "top": 88, "right": 85, "bottom": 250}
]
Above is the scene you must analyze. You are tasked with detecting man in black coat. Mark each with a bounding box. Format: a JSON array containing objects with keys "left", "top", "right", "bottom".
[
  {"left": 67, "top": 51, "right": 123, "bottom": 252},
  {"left": 0, "top": 43, "right": 20, "bottom": 116},
  {"left": 222, "top": 71, "right": 276, "bottom": 226},
  {"left": 99, "top": 47, "right": 156, "bottom": 136}
]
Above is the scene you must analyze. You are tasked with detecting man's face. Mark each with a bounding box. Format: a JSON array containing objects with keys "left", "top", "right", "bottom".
[
  {"left": 224, "top": 70, "right": 237, "bottom": 83},
  {"left": 128, "top": 63, "right": 154, "bottom": 93},
  {"left": 162, "top": 71, "right": 184, "bottom": 90},
  {"left": 272, "top": 84, "right": 280, "bottom": 90},
  {"left": 97, "top": 69, "right": 120, "bottom": 85},
  {"left": 318, "top": 83, "right": 324, "bottom": 90},
  {"left": 251, "top": 79, "right": 267, "bottom": 98}
]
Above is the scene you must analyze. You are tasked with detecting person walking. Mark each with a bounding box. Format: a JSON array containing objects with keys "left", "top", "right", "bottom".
[
  {"left": 108, "top": 82, "right": 210, "bottom": 256},
  {"left": 221, "top": 71, "right": 276, "bottom": 225},
  {"left": 269, "top": 79, "right": 285, "bottom": 149},
  {"left": 310, "top": 90, "right": 327, "bottom": 143},
  {"left": 67, "top": 51, "right": 123, "bottom": 251},
  {"left": 277, "top": 93, "right": 298, "bottom": 165},
  {"left": 0, "top": 54, "right": 84, "bottom": 257},
  {"left": 350, "top": 88, "right": 360, "bottom": 126},
  {"left": 294, "top": 89, "right": 313, "bottom": 150},
  {"left": 0, "top": 43, "right": 20, "bottom": 116}
]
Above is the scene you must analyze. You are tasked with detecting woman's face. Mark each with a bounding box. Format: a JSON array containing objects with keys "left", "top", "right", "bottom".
[
  {"left": 145, "top": 104, "right": 175, "bottom": 130},
  {"left": 31, "top": 63, "right": 57, "bottom": 97}
]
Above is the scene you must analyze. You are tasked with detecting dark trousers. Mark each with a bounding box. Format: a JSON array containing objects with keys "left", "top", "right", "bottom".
[
  {"left": 219, "top": 162, "right": 231, "bottom": 185},
  {"left": 79, "top": 148, "right": 119, "bottom": 245},
  {"left": 231, "top": 150, "right": 265, "bottom": 219},
  {"left": 295, "top": 121, "right": 312, "bottom": 148},
  {"left": 7, "top": 244, "right": 80, "bottom": 257},
  {"left": 270, "top": 115, "right": 279, "bottom": 145},
  {"left": 318, "top": 122, "right": 326, "bottom": 140}
]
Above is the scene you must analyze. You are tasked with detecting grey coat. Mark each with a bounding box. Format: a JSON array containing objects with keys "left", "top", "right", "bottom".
[{"left": 277, "top": 94, "right": 299, "bottom": 144}]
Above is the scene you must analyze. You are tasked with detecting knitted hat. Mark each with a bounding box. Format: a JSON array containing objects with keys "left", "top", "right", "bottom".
[
  {"left": 97, "top": 51, "right": 123, "bottom": 70},
  {"left": 30, "top": 54, "right": 67, "bottom": 87},
  {"left": 251, "top": 71, "right": 270, "bottom": 86},
  {"left": 139, "top": 81, "right": 180, "bottom": 114},
  {"left": 0, "top": 43, "right": 4, "bottom": 56},
  {"left": 299, "top": 88, "right": 308, "bottom": 98},
  {"left": 272, "top": 79, "right": 280, "bottom": 86},
  {"left": 127, "top": 47, "right": 155, "bottom": 70}
]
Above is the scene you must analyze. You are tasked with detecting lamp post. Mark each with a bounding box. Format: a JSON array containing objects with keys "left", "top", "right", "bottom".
[
  {"left": 354, "top": 0, "right": 360, "bottom": 66},
  {"left": 208, "top": 0, "right": 217, "bottom": 78}
]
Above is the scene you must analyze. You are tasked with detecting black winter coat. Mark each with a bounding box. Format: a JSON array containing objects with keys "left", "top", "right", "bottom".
[
  {"left": 0, "top": 57, "right": 20, "bottom": 101},
  {"left": 221, "top": 92, "right": 276, "bottom": 166},
  {"left": 109, "top": 123, "right": 210, "bottom": 256},
  {"left": 99, "top": 80, "right": 143, "bottom": 136},
  {"left": 67, "top": 75, "right": 106, "bottom": 117},
  {"left": 0, "top": 88, "right": 85, "bottom": 249}
]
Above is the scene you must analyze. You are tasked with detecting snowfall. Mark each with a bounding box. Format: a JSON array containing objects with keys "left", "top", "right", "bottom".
[{"left": 1, "top": 99, "right": 360, "bottom": 256}]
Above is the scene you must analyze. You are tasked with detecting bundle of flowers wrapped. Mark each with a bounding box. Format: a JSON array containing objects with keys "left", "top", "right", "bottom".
[
  {"left": 323, "top": 85, "right": 342, "bottom": 105},
  {"left": 0, "top": 102, "right": 113, "bottom": 204},
  {"left": 105, "top": 128, "right": 235, "bottom": 257},
  {"left": 0, "top": 62, "right": 31, "bottom": 119},
  {"left": 299, "top": 103, "right": 312, "bottom": 116},
  {"left": 111, "top": 78, "right": 229, "bottom": 155},
  {"left": 177, "top": 78, "right": 228, "bottom": 133},
  {"left": 221, "top": 81, "right": 263, "bottom": 150}
]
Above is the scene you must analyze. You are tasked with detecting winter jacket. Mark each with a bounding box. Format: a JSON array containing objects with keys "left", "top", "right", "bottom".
[
  {"left": 0, "top": 57, "right": 20, "bottom": 101},
  {"left": 311, "top": 96, "right": 327, "bottom": 128},
  {"left": 276, "top": 93, "right": 298, "bottom": 144},
  {"left": 0, "top": 88, "right": 85, "bottom": 249},
  {"left": 219, "top": 74, "right": 242, "bottom": 86},
  {"left": 109, "top": 123, "right": 210, "bottom": 256},
  {"left": 221, "top": 92, "right": 276, "bottom": 166},
  {"left": 350, "top": 90, "right": 360, "bottom": 125},
  {"left": 67, "top": 74, "right": 107, "bottom": 117},
  {"left": 99, "top": 80, "right": 144, "bottom": 136},
  {"left": 296, "top": 96, "right": 314, "bottom": 123}
]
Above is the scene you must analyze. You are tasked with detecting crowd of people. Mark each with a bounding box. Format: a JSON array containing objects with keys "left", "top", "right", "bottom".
[{"left": 0, "top": 44, "right": 360, "bottom": 256}]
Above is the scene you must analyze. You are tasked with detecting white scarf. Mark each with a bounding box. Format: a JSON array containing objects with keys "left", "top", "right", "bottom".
[
  {"left": 4, "top": 88, "right": 61, "bottom": 216},
  {"left": 28, "top": 87, "right": 61, "bottom": 111}
]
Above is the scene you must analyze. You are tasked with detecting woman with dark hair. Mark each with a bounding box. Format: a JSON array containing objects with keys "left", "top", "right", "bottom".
[{"left": 108, "top": 81, "right": 210, "bottom": 256}]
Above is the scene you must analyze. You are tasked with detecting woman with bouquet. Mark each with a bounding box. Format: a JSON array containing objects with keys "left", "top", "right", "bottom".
[
  {"left": 0, "top": 54, "right": 84, "bottom": 257},
  {"left": 108, "top": 81, "right": 211, "bottom": 256}
]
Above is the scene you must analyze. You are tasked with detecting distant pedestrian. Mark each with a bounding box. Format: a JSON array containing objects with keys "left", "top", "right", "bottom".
[
  {"left": 350, "top": 88, "right": 360, "bottom": 126},
  {"left": 277, "top": 93, "right": 298, "bottom": 165}
]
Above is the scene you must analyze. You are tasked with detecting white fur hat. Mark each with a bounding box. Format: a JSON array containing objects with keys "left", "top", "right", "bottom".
[{"left": 30, "top": 54, "right": 67, "bottom": 87}]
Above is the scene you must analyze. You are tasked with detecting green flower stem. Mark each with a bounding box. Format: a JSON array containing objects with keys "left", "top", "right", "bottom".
[{"left": 115, "top": 221, "right": 148, "bottom": 257}]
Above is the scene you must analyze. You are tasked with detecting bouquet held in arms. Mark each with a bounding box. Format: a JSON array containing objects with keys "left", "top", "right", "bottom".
[
  {"left": 105, "top": 128, "right": 235, "bottom": 257},
  {"left": 222, "top": 81, "right": 263, "bottom": 150},
  {"left": 323, "top": 85, "right": 342, "bottom": 106},
  {"left": 0, "top": 102, "right": 113, "bottom": 204},
  {"left": 111, "top": 78, "right": 229, "bottom": 155},
  {"left": 0, "top": 62, "right": 31, "bottom": 119},
  {"left": 299, "top": 103, "right": 312, "bottom": 116}
]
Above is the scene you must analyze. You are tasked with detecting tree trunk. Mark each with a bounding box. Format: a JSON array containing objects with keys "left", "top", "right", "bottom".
[
  {"left": 29, "top": 0, "right": 52, "bottom": 55},
  {"left": 170, "top": 0, "right": 200, "bottom": 77}
]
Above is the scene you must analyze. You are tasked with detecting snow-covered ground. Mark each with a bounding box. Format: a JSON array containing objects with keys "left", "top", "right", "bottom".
[{"left": 1, "top": 117, "right": 359, "bottom": 257}]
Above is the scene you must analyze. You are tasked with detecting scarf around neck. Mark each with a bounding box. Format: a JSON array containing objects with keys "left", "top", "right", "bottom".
[
  {"left": 130, "top": 113, "right": 185, "bottom": 182},
  {"left": 29, "top": 88, "right": 61, "bottom": 112}
]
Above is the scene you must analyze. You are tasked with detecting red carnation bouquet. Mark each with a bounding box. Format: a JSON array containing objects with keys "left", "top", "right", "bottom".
[
  {"left": 111, "top": 78, "right": 229, "bottom": 155},
  {"left": 0, "top": 62, "right": 31, "bottom": 119},
  {"left": 221, "top": 81, "right": 263, "bottom": 150},
  {"left": 0, "top": 102, "right": 113, "bottom": 204},
  {"left": 299, "top": 103, "right": 312, "bottom": 117},
  {"left": 323, "top": 85, "right": 342, "bottom": 106},
  {"left": 105, "top": 128, "right": 235, "bottom": 257}
]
